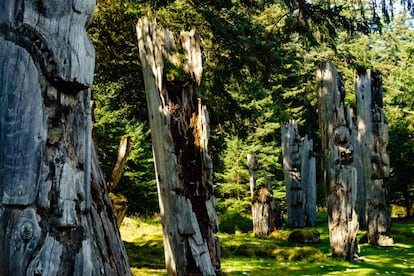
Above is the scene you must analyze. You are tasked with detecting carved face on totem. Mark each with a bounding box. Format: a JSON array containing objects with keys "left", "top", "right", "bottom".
[{"left": 0, "top": 0, "right": 96, "bottom": 88}]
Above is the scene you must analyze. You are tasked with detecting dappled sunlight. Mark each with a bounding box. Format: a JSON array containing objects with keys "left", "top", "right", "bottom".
[{"left": 120, "top": 215, "right": 414, "bottom": 275}]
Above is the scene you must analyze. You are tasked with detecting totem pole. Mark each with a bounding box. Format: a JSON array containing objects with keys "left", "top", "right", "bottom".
[{"left": 0, "top": 1, "right": 131, "bottom": 274}]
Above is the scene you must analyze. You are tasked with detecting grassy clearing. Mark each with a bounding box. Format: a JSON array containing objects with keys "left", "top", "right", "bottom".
[{"left": 120, "top": 215, "right": 414, "bottom": 276}]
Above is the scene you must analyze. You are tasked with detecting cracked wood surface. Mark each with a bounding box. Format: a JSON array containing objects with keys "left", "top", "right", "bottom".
[{"left": 0, "top": 1, "right": 131, "bottom": 275}]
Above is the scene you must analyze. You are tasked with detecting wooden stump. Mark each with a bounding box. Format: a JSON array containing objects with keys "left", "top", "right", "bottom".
[
  {"left": 355, "top": 69, "right": 392, "bottom": 246},
  {"left": 317, "top": 63, "right": 359, "bottom": 260},
  {"left": 0, "top": 2, "right": 131, "bottom": 275},
  {"left": 137, "top": 17, "right": 220, "bottom": 275},
  {"left": 252, "top": 188, "right": 276, "bottom": 238}
]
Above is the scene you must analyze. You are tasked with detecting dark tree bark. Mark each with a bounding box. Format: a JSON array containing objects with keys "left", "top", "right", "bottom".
[
  {"left": 355, "top": 69, "right": 393, "bottom": 246},
  {"left": 317, "top": 63, "right": 359, "bottom": 260},
  {"left": 137, "top": 17, "right": 221, "bottom": 275},
  {"left": 0, "top": 1, "right": 131, "bottom": 275},
  {"left": 281, "top": 120, "right": 316, "bottom": 228}
]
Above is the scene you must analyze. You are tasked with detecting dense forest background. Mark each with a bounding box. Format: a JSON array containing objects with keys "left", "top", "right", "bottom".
[{"left": 88, "top": 0, "right": 414, "bottom": 222}]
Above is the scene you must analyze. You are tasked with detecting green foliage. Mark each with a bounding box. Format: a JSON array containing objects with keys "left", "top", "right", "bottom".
[
  {"left": 89, "top": 1, "right": 158, "bottom": 215},
  {"left": 89, "top": 0, "right": 414, "bottom": 219}
]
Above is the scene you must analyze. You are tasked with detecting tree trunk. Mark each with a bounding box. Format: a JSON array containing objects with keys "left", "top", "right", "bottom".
[
  {"left": 317, "top": 63, "right": 359, "bottom": 260},
  {"left": 0, "top": 2, "right": 131, "bottom": 275},
  {"left": 137, "top": 17, "right": 221, "bottom": 275},
  {"left": 355, "top": 69, "right": 393, "bottom": 246}
]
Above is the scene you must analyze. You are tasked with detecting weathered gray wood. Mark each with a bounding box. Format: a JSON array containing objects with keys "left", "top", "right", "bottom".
[
  {"left": 137, "top": 17, "right": 220, "bottom": 275},
  {"left": 281, "top": 120, "right": 304, "bottom": 228},
  {"left": 108, "top": 136, "right": 132, "bottom": 226},
  {"left": 247, "top": 152, "right": 259, "bottom": 197},
  {"left": 301, "top": 135, "right": 317, "bottom": 226},
  {"left": 109, "top": 136, "right": 132, "bottom": 191},
  {"left": 317, "top": 63, "right": 359, "bottom": 260},
  {"left": 0, "top": 2, "right": 131, "bottom": 275},
  {"left": 281, "top": 120, "right": 316, "bottom": 227},
  {"left": 252, "top": 187, "right": 276, "bottom": 238},
  {"left": 355, "top": 69, "right": 392, "bottom": 246}
]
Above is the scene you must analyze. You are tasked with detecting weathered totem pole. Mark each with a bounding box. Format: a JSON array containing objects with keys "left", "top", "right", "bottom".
[
  {"left": 301, "top": 135, "right": 317, "bottom": 227},
  {"left": 282, "top": 120, "right": 304, "bottom": 228},
  {"left": 0, "top": 1, "right": 131, "bottom": 275},
  {"left": 137, "top": 18, "right": 221, "bottom": 275},
  {"left": 247, "top": 152, "right": 259, "bottom": 198},
  {"left": 247, "top": 153, "right": 276, "bottom": 237},
  {"left": 317, "top": 63, "right": 359, "bottom": 260},
  {"left": 281, "top": 120, "right": 316, "bottom": 228},
  {"left": 355, "top": 69, "right": 392, "bottom": 246}
]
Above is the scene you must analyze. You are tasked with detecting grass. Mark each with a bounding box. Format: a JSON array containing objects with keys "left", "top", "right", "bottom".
[{"left": 119, "top": 214, "right": 414, "bottom": 275}]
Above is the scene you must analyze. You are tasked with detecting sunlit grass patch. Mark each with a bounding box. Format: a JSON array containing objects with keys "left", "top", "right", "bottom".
[
  {"left": 120, "top": 216, "right": 166, "bottom": 275},
  {"left": 120, "top": 213, "right": 414, "bottom": 276}
]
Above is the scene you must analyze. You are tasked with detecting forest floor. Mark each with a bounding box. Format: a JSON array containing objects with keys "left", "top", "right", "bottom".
[{"left": 120, "top": 213, "right": 414, "bottom": 275}]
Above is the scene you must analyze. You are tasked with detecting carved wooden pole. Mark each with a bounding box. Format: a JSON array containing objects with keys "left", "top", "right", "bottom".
[
  {"left": 282, "top": 121, "right": 316, "bottom": 228},
  {"left": 0, "top": 1, "right": 131, "bottom": 275},
  {"left": 355, "top": 69, "right": 392, "bottom": 246},
  {"left": 281, "top": 120, "right": 304, "bottom": 228},
  {"left": 301, "top": 135, "right": 317, "bottom": 227},
  {"left": 247, "top": 152, "right": 259, "bottom": 198},
  {"left": 317, "top": 63, "right": 359, "bottom": 260},
  {"left": 137, "top": 18, "right": 221, "bottom": 275}
]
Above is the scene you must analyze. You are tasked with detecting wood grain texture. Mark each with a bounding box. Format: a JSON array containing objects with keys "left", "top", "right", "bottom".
[
  {"left": 281, "top": 120, "right": 316, "bottom": 228},
  {"left": 137, "top": 17, "right": 220, "bottom": 275},
  {"left": 355, "top": 69, "right": 392, "bottom": 246},
  {"left": 0, "top": 1, "right": 131, "bottom": 275},
  {"left": 317, "top": 63, "right": 359, "bottom": 260}
]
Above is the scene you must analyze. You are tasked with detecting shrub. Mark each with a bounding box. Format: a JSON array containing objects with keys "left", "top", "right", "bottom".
[
  {"left": 288, "top": 229, "right": 320, "bottom": 244},
  {"left": 272, "top": 246, "right": 325, "bottom": 262},
  {"left": 219, "top": 212, "right": 252, "bottom": 234}
]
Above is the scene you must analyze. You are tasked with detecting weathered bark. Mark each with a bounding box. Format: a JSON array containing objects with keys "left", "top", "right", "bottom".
[
  {"left": 137, "top": 17, "right": 221, "bottom": 275},
  {"left": 317, "top": 63, "right": 359, "bottom": 260},
  {"left": 355, "top": 69, "right": 392, "bottom": 246},
  {"left": 0, "top": 1, "right": 131, "bottom": 275},
  {"left": 281, "top": 120, "right": 316, "bottom": 227},
  {"left": 252, "top": 188, "right": 276, "bottom": 238}
]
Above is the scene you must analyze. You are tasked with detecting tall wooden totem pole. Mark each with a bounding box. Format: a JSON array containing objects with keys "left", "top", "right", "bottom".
[
  {"left": 0, "top": 1, "right": 131, "bottom": 275},
  {"left": 317, "top": 63, "right": 359, "bottom": 260},
  {"left": 355, "top": 69, "right": 392, "bottom": 246},
  {"left": 281, "top": 120, "right": 316, "bottom": 228}
]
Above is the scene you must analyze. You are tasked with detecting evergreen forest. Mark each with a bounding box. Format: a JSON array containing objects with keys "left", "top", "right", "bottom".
[{"left": 88, "top": 0, "right": 414, "bottom": 274}]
